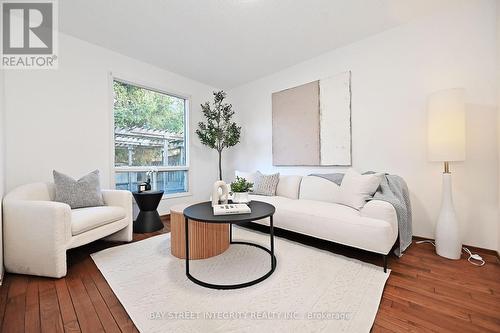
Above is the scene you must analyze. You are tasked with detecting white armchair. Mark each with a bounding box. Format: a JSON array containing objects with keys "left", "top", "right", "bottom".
[{"left": 3, "top": 182, "right": 133, "bottom": 278}]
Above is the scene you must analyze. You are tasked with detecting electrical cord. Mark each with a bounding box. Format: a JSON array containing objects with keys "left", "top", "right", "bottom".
[{"left": 415, "top": 240, "right": 485, "bottom": 266}]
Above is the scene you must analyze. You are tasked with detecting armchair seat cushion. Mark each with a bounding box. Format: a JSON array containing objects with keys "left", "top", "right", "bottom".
[{"left": 71, "top": 206, "right": 126, "bottom": 236}]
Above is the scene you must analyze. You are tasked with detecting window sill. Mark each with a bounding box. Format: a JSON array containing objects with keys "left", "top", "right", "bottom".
[{"left": 161, "top": 192, "right": 192, "bottom": 200}]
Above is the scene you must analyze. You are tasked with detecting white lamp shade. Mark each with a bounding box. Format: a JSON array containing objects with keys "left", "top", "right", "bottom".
[{"left": 427, "top": 88, "right": 466, "bottom": 162}]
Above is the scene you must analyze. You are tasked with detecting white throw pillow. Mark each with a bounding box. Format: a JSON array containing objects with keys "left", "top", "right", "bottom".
[
  {"left": 299, "top": 176, "right": 340, "bottom": 203},
  {"left": 336, "top": 169, "right": 382, "bottom": 210},
  {"left": 276, "top": 175, "right": 302, "bottom": 199}
]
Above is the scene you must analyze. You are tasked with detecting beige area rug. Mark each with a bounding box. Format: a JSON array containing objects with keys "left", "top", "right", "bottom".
[{"left": 91, "top": 227, "right": 389, "bottom": 333}]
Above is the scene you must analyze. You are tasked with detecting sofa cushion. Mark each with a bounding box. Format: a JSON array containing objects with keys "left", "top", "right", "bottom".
[
  {"left": 253, "top": 171, "right": 280, "bottom": 196},
  {"left": 336, "top": 169, "right": 382, "bottom": 210},
  {"left": 299, "top": 176, "right": 340, "bottom": 203},
  {"left": 276, "top": 175, "right": 302, "bottom": 199},
  {"left": 249, "top": 194, "right": 397, "bottom": 254},
  {"left": 53, "top": 170, "right": 104, "bottom": 209},
  {"left": 71, "top": 206, "right": 126, "bottom": 236},
  {"left": 249, "top": 194, "right": 295, "bottom": 207}
]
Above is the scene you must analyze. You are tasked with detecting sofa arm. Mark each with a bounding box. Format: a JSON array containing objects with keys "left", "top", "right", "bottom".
[
  {"left": 101, "top": 190, "right": 133, "bottom": 242},
  {"left": 360, "top": 200, "right": 398, "bottom": 237},
  {"left": 3, "top": 200, "right": 71, "bottom": 277},
  {"left": 102, "top": 189, "right": 133, "bottom": 218}
]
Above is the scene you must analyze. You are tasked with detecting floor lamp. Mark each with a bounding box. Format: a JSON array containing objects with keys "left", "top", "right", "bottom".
[{"left": 427, "top": 88, "right": 466, "bottom": 260}]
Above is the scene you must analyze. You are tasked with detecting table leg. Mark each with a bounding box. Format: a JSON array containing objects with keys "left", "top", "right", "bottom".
[
  {"left": 230, "top": 223, "right": 233, "bottom": 243},
  {"left": 185, "top": 216, "right": 189, "bottom": 274},
  {"left": 270, "top": 215, "right": 275, "bottom": 269},
  {"left": 183, "top": 214, "right": 276, "bottom": 290}
]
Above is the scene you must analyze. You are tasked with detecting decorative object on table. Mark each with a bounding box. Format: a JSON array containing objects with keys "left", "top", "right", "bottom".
[
  {"left": 213, "top": 203, "right": 251, "bottom": 215},
  {"left": 138, "top": 182, "right": 147, "bottom": 193},
  {"left": 252, "top": 171, "right": 280, "bottom": 196},
  {"left": 53, "top": 169, "right": 104, "bottom": 208},
  {"left": 272, "top": 71, "right": 351, "bottom": 166},
  {"left": 427, "top": 88, "right": 466, "bottom": 260},
  {"left": 230, "top": 176, "right": 253, "bottom": 203},
  {"left": 211, "top": 180, "right": 229, "bottom": 206},
  {"left": 146, "top": 167, "right": 158, "bottom": 190},
  {"left": 145, "top": 177, "right": 152, "bottom": 191},
  {"left": 183, "top": 201, "right": 276, "bottom": 289},
  {"left": 234, "top": 170, "right": 258, "bottom": 184},
  {"left": 132, "top": 190, "right": 164, "bottom": 233},
  {"left": 196, "top": 91, "right": 241, "bottom": 180}
]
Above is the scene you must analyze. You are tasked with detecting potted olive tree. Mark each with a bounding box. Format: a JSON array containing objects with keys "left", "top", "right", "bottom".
[
  {"left": 196, "top": 91, "right": 241, "bottom": 181},
  {"left": 230, "top": 176, "right": 253, "bottom": 203}
]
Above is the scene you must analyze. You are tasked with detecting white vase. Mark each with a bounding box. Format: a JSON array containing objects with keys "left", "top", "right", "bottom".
[
  {"left": 435, "top": 173, "right": 462, "bottom": 259},
  {"left": 233, "top": 192, "right": 249, "bottom": 203}
]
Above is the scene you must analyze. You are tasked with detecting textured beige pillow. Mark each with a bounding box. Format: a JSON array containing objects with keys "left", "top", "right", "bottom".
[
  {"left": 253, "top": 171, "right": 280, "bottom": 196},
  {"left": 336, "top": 169, "right": 382, "bottom": 210}
]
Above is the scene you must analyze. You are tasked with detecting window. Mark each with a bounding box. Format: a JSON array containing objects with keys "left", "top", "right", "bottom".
[{"left": 113, "top": 79, "right": 189, "bottom": 196}]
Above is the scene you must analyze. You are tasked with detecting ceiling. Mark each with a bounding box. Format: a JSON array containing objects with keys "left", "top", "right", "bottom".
[{"left": 59, "top": 0, "right": 460, "bottom": 88}]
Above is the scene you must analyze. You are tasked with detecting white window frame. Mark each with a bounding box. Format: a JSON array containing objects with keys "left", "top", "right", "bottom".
[{"left": 109, "top": 74, "right": 191, "bottom": 199}]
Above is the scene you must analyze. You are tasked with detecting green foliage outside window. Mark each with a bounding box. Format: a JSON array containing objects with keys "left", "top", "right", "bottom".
[
  {"left": 113, "top": 81, "right": 186, "bottom": 167},
  {"left": 113, "top": 81, "right": 185, "bottom": 133}
]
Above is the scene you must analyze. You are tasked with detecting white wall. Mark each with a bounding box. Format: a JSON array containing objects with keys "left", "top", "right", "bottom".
[
  {"left": 226, "top": 1, "right": 498, "bottom": 250},
  {"left": 0, "top": 66, "right": 5, "bottom": 282},
  {"left": 497, "top": 0, "right": 500, "bottom": 255},
  {"left": 4, "top": 33, "right": 220, "bottom": 215}
]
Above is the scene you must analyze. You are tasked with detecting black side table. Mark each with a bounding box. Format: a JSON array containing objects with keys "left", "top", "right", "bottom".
[{"left": 132, "top": 190, "right": 164, "bottom": 233}]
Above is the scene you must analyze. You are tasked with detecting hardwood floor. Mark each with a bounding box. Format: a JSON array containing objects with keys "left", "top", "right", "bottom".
[{"left": 0, "top": 217, "right": 499, "bottom": 333}]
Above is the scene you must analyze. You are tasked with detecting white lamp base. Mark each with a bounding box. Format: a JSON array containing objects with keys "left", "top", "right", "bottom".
[{"left": 435, "top": 173, "right": 462, "bottom": 260}]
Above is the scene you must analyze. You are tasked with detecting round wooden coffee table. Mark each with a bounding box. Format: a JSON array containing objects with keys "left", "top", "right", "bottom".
[{"left": 170, "top": 204, "right": 230, "bottom": 259}]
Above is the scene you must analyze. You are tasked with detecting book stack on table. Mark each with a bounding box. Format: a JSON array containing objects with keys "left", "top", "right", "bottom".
[{"left": 213, "top": 204, "right": 251, "bottom": 215}]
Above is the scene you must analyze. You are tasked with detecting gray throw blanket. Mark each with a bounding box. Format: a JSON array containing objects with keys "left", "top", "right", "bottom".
[{"left": 310, "top": 173, "right": 412, "bottom": 257}]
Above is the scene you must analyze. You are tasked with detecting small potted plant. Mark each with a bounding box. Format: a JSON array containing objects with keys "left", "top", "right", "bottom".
[{"left": 230, "top": 176, "right": 253, "bottom": 203}]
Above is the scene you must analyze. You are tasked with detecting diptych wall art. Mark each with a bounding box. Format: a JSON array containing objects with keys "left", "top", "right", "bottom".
[{"left": 272, "top": 71, "right": 351, "bottom": 166}]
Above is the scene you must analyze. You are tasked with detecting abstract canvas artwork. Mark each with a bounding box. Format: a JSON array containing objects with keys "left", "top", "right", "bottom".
[{"left": 272, "top": 71, "right": 351, "bottom": 166}]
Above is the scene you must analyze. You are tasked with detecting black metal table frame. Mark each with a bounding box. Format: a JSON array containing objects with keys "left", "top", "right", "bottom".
[{"left": 184, "top": 216, "right": 276, "bottom": 290}]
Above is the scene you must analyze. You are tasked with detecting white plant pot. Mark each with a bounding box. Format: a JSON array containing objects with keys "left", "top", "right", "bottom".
[{"left": 233, "top": 192, "right": 249, "bottom": 203}]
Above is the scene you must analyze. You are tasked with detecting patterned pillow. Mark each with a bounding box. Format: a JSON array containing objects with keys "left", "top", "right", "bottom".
[
  {"left": 53, "top": 169, "right": 104, "bottom": 209},
  {"left": 252, "top": 171, "right": 280, "bottom": 196}
]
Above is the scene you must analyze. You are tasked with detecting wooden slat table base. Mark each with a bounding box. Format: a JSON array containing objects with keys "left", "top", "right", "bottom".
[{"left": 170, "top": 210, "right": 230, "bottom": 259}]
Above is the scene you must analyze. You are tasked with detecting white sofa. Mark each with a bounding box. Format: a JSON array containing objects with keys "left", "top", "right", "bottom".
[
  {"left": 3, "top": 182, "right": 133, "bottom": 278},
  {"left": 241, "top": 173, "right": 398, "bottom": 271}
]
